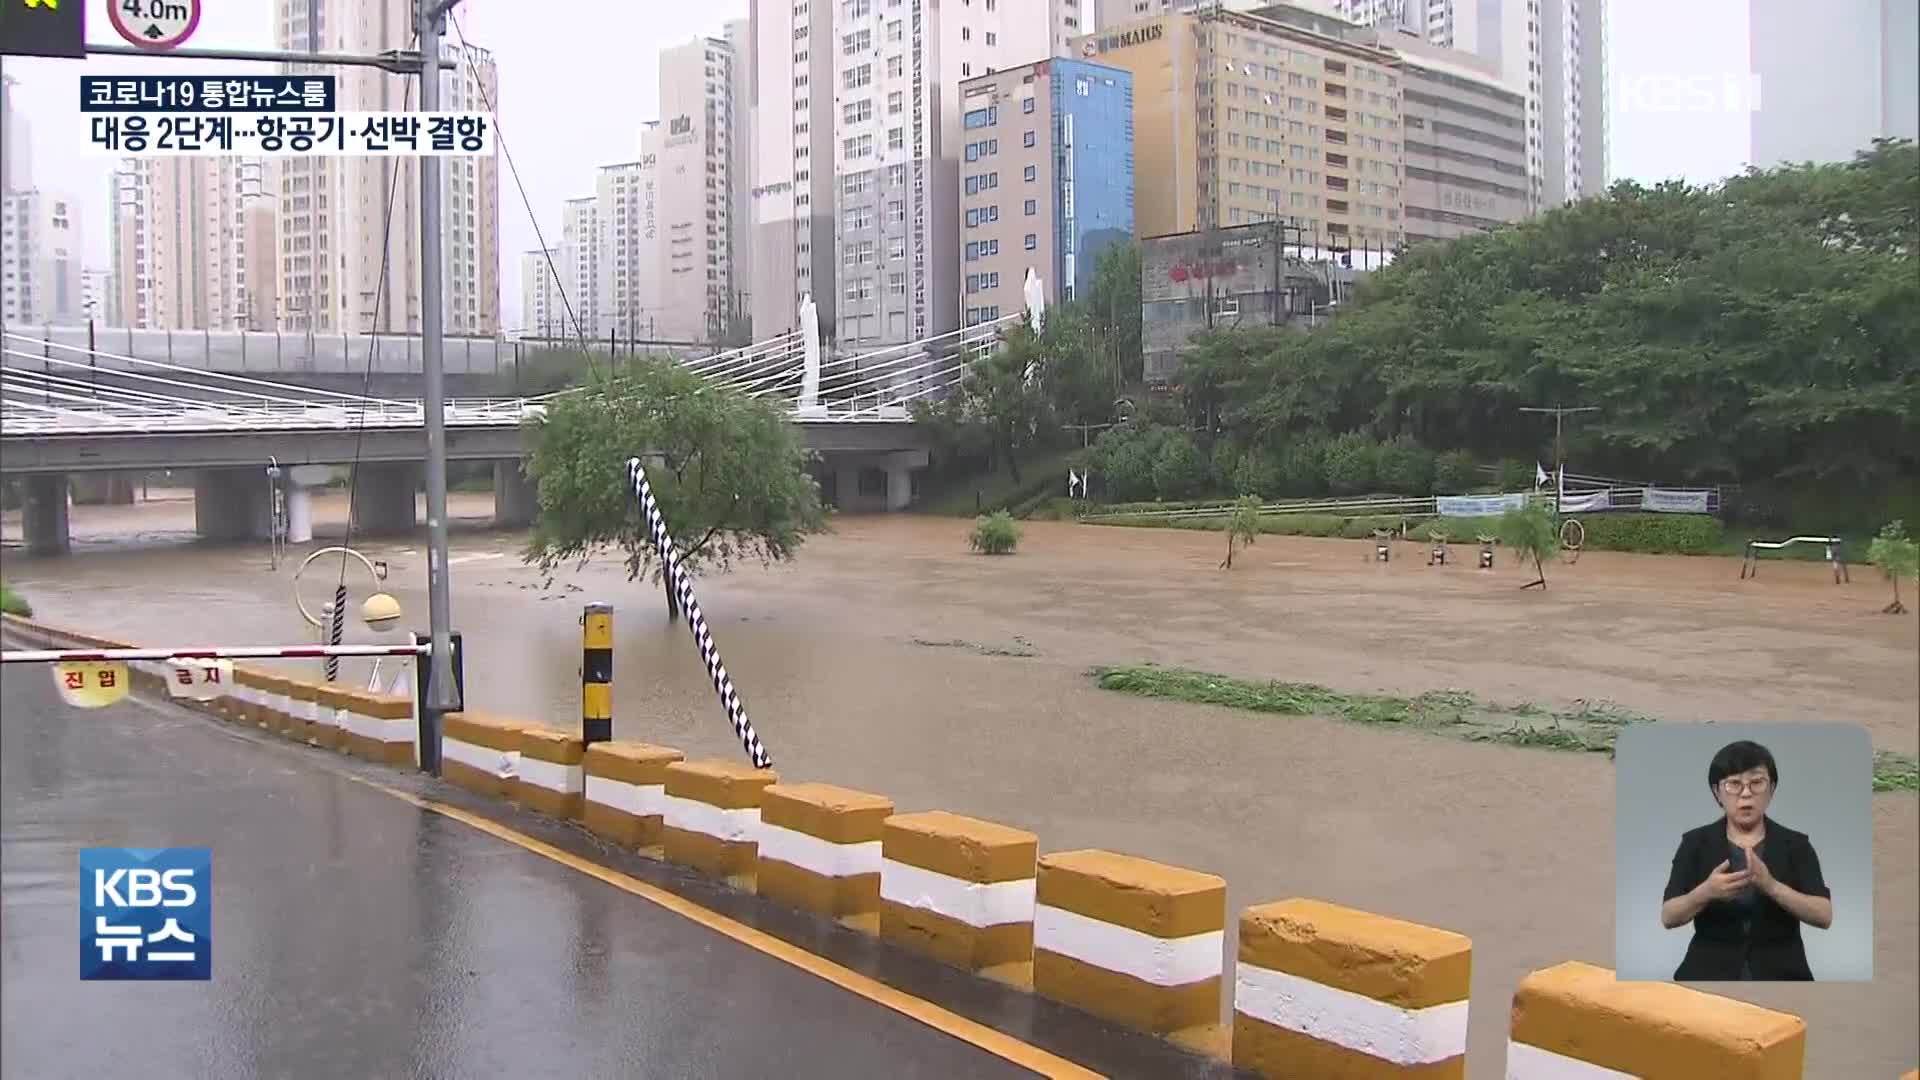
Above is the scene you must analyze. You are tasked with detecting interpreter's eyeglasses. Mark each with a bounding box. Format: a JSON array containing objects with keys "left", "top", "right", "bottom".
[{"left": 1718, "top": 776, "right": 1771, "bottom": 796}]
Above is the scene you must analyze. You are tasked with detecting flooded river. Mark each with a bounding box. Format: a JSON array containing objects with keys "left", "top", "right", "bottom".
[{"left": 4, "top": 494, "right": 1916, "bottom": 1075}]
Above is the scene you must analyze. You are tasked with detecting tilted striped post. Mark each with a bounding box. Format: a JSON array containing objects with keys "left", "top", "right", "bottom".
[
  {"left": 626, "top": 457, "right": 771, "bottom": 768},
  {"left": 1507, "top": 961, "right": 1805, "bottom": 1079},
  {"left": 1233, "top": 898, "right": 1471, "bottom": 1078},
  {"left": 581, "top": 602, "right": 612, "bottom": 744}
]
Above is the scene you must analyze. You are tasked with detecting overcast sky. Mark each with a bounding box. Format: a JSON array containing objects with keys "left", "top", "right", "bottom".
[{"left": 4, "top": 0, "right": 1752, "bottom": 328}]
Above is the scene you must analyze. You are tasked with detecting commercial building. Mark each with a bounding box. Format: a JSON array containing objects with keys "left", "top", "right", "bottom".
[
  {"left": 1749, "top": 0, "right": 1918, "bottom": 167},
  {"left": 828, "top": 0, "right": 1086, "bottom": 348},
  {"left": 1075, "top": 8, "right": 1407, "bottom": 253},
  {"left": 1139, "top": 221, "right": 1359, "bottom": 383},
  {"left": 956, "top": 58, "right": 1135, "bottom": 327},
  {"left": 1383, "top": 28, "right": 1529, "bottom": 241},
  {"left": 1326, "top": 0, "right": 1606, "bottom": 206},
  {"left": 273, "top": 0, "right": 501, "bottom": 333},
  {"left": 2, "top": 189, "right": 84, "bottom": 325}
]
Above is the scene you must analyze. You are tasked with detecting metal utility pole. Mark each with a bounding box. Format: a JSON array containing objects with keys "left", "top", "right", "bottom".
[
  {"left": 1519, "top": 405, "right": 1598, "bottom": 513},
  {"left": 419, "top": 0, "right": 461, "bottom": 738}
]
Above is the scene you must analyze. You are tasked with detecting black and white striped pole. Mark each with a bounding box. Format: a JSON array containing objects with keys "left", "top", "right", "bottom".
[
  {"left": 627, "top": 457, "right": 772, "bottom": 768},
  {"left": 325, "top": 583, "right": 347, "bottom": 681}
]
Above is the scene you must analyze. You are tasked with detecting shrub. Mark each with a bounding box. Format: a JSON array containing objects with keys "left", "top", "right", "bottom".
[
  {"left": 1576, "top": 513, "right": 1723, "bottom": 555},
  {"left": 1229, "top": 448, "right": 1282, "bottom": 501},
  {"left": 1151, "top": 432, "right": 1212, "bottom": 500},
  {"left": 1496, "top": 458, "right": 1535, "bottom": 492},
  {"left": 1433, "top": 451, "right": 1480, "bottom": 494},
  {"left": 1094, "top": 424, "right": 1165, "bottom": 502},
  {"left": 1323, "top": 432, "right": 1379, "bottom": 495},
  {"left": 968, "top": 511, "right": 1021, "bottom": 554},
  {"left": 1375, "top": 436, "right": 1435, "bottom": 495},
  {"left": 0, "top": 581, "right": 31, "bottom": 618}
]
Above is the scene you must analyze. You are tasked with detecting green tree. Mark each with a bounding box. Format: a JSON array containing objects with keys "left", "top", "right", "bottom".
[
  {"left": 1222, "top": 494, "right": 1262, "bottom": 569},
  {"left": 1433, "top": 450, "right": 1480, "bottom": 494},
  {"left": 1323, "top": 432, "right": 1379, "bottom": 495},
  {"left": 913, "top": 323, "right": 1055, "bottom": 485},
  {"left": 1867, "top": 520, "right": 1918, "bottom": 614},
  {"left": 1086, "top": 241, "right": 1143, "bottom": 386},
  {"left": 1278, "top": 437, "right": 1328, "bottom": 497},
  {"left": 1152, "top": 431, "right": 1211, "bottom": 500},
  {"left": 1376, "top": 435, "right": 1436, "bottom": 495},
  {"left": 1498, "top": 502, "right": 1559, "bottom": 590},
  {"left": 1092, "top": 422, "right": 1166, "bottom": 502},
  {"left": 525, "top": 358, "right": 827, "bottom": 616}
]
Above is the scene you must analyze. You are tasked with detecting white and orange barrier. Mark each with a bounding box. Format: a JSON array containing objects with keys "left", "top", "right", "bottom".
[
  {"left": 441, "top": 711, "right": 529, "bottom": 798},
  {"left": 282, "top": 679, "right": 320, "bottom": 743},
  {"left": 339, "top": 689, "right": 414, "bottom": 765},
  {"left": 1233, "top": 898, "right": 1472, "bottom": 1078},
  {"left": 513, "top": 724, "right": 586, "bottom": 820},
  {"left": 757, "top": 782, "right": 893, "bottom": 930},
  {"left": 582, "top": 741, "right": 685, "bottom": 850},
  {"left": 1507, "top": 961, "right": 1806, "bottom": 1079},
  {"left": 663, "top": 759, "right": 779, "bottom": 889},
  {"left": 1034, "top": 849, "right": 1225, "bottom": 1048},
  {"left": 880, "top": 811, "right": 1037, "bottom": 982}
]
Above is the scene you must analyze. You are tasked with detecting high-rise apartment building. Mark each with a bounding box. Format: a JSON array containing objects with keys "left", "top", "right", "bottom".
[
  {"left": 1079, "top": 8, "right": 1407, "bottom": 251},
  {"left": 1327, "top": 0, "right": 1603, "bottom": 206},
  {"left": 106, "top": 157, "right": 271, "bottom": 330},
  {"left": 519, "top": 249, "right": 563, "bottom": 338},
  {"left": 828, "top": 0, "right": 1085, "bottom": 348},
  {"left": 656, "top": 34, "right": 740, "bottom": 343},
  {"left": 596, "top": 148, "right": 660, "bottom": 343},
  {"left": 1749, "top": 0, "right": 1918, "bottom": 168},
  {"left": 561, "top": 196, "right": 601, "bottom": 338},
  {"left": 2, "top": 190, "right": 84, "bottom": 325},
  {"left": 725, "top": 18, "right": 754, "bottom": 338},
  {"left": 957, "top": 58, "right": 1135, "bottom": 327},
  {"left": 274, "top": 0, "right": 500, "bottom": 333},
  {"left": 1, "top": 74, "right": 30, "bottom": 195},
  {"left": 81, "top": 269, "right": 113, "bottom": 324},
  {"left": 746, "top": 0, "right": 837, "bottom": 340}
]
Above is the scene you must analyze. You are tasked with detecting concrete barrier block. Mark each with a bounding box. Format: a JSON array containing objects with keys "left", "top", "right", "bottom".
[
  {"left": 662, "top": 760, "right": 779, "bottom": 889},
  {"left": 340, "top": 690, "right": 414, "bottom": 765},
  {"left": 758, "top": 782, "right": 894, "bottom": 930},
  {"left": 514, "top": 725, "right": 585, "bottom": 820},
  {"left": 312, "top": 684, "right": 353, "bottom": 750},
  {"left": 880, "top": 810, "right": 1037, "bottom": 982},
  {"left": 232, "top": 666, "right": 271, "bottom": 725},
  {"left": 583, "top": 742, "right": 684, "bottom": 850},
  {"left": 442, "top": 712, "right": 530, "bottom": 798},
  {"left": 1035, "top": 849, "right": 1226, "bottom": 1046},
  {"left": 1234, "top": 897, "right": 1472, "bottom": 1079},
  {"left": 282, "top": 680, "right": 320, "bottom": 742},
  {"left": 1506, "top": 961, "right": 1806, "bottom": 1080}
]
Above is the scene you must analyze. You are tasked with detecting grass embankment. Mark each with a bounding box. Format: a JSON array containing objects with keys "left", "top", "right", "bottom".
[
  {"left": 1093, "top": 665, "right": 1919, "bottom": 792},
  {"left": 0, "top": 581, "right": 31, "bottom": 617},
  {"left": 917, "top": 449, "right": 1078, "bottom": 517}
]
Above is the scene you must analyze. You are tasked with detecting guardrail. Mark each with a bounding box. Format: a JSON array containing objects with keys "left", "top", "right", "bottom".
[{"left": 1080, "top": 486, "right": 1722, "bottom": 523}]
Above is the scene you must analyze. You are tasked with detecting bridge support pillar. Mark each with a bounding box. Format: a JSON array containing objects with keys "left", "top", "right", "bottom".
[
  {"left": 194, "top": 468, "right": 274, "bottom": 543},
  {"left": 349, "top": 463, "right": 419, "bottom": 536},
  {"left": 824, "top": 449, "right": 928, "bottom": 513},
  {"left": 493, "top": 459, "right": 536, "bottom": 528},
  {"left": 70, "top": 473, "right": 137, "bottom": 506},
  {"left": 23, "top": 474, "right": 71, "bottom": 557}
]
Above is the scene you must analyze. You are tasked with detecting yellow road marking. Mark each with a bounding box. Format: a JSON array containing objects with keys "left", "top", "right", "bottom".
[{"left": 345, "top": 773, "right": 1104, "bottom": 1080}]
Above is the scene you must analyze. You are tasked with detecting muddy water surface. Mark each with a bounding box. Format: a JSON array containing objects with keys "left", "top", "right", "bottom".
[{"left": 5, "top": 501, "right": 1916, "bottom": 1076}]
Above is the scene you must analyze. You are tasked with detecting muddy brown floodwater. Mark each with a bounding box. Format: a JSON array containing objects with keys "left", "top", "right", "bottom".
[{"left": 5, "top": 497, "right": 1917, "bottom": 1076}]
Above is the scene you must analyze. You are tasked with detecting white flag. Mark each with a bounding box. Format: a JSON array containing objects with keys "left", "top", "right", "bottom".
[
  {"left": 1068, "top": 469, "right": 1083, "bottom": 497},
  {"left": 1535, "top": 463, "right": 1549, "bottom": 488}
]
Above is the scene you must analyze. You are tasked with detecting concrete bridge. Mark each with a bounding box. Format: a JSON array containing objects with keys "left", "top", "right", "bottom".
[{"left": 3, "top": 293, "right": 1040, "bottom": 554}]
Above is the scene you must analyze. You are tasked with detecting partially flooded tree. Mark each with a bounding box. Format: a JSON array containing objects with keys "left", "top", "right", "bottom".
[
  {"left": 1222, "top": 494, "right": 1262, "bottom": 569},
  {"left": 525, "top": 357, "right": 828, "bottom": 617},
  {"left": 1499, "top": 501, "right": 1559, "bottom": 590},
  {"left": 1867, "top": 520, "right": 1917, "bottom": 614}
]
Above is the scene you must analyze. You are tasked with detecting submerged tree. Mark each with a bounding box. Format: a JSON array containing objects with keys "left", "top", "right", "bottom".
[
  {"left": 1498, "top": 501, "right": 1560, "bottom": 590},
  {"left": 524, "top": 357, "right": 827, "bottom": 616},
  {"left": 1222, "top": 494, "right": 1262, "bottom": 569},
  {"left": 1867, "top": 520, "right": 1918, "bottom": 615}
]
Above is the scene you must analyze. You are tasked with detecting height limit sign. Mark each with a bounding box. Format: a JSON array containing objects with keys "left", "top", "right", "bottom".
[{"left": 108, "top": 0, "right": 199, "bottom": 50}]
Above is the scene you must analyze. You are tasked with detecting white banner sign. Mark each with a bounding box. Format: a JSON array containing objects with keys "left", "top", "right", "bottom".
[
  {"left": 1435, "top": 493, "right": 1528, "bottom": 517},
  {"left": 88, "top": 112, "right": 496, "bottom": 157},
  {"left": 1558, "top": 490, "right": 1613, "bottom": 513},
  {"left": 1642, "top": 487, "right": 1711, "bottom": 513},
  {"left": 166, "top": 659, "right": 235, "bottom": 701}
]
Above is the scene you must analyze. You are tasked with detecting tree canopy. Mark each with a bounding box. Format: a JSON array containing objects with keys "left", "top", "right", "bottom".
[
  {"left": 524, "top": 357, "right": 827, "bottom": 586},
  {"left": 1169, "top": 140, "right": 1918, "bottom": 493}
]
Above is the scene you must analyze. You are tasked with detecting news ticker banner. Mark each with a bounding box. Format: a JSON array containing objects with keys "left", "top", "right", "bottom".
[{"left": 79, "top": 76, "right": 493, "bottom": 158}]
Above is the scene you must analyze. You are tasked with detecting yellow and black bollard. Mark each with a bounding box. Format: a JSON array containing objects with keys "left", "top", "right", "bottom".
[{"left": 582, "top": 602, "right": 613, "bottom": 744}]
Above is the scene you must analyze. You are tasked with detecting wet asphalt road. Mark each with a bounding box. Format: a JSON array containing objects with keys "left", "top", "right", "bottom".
[{"left": 0, "top": 661, "right": 1237, "bottom": 1080}]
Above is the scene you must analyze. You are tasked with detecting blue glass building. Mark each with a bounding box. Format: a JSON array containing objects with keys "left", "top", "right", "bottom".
[{"left": 1046, "top": 59, "right": 1134, "bottom": 303}]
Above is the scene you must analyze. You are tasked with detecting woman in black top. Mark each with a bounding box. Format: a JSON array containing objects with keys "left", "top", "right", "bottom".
[{"left": 1660, "top": 740, "right": 1833, "bottom": 980}]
